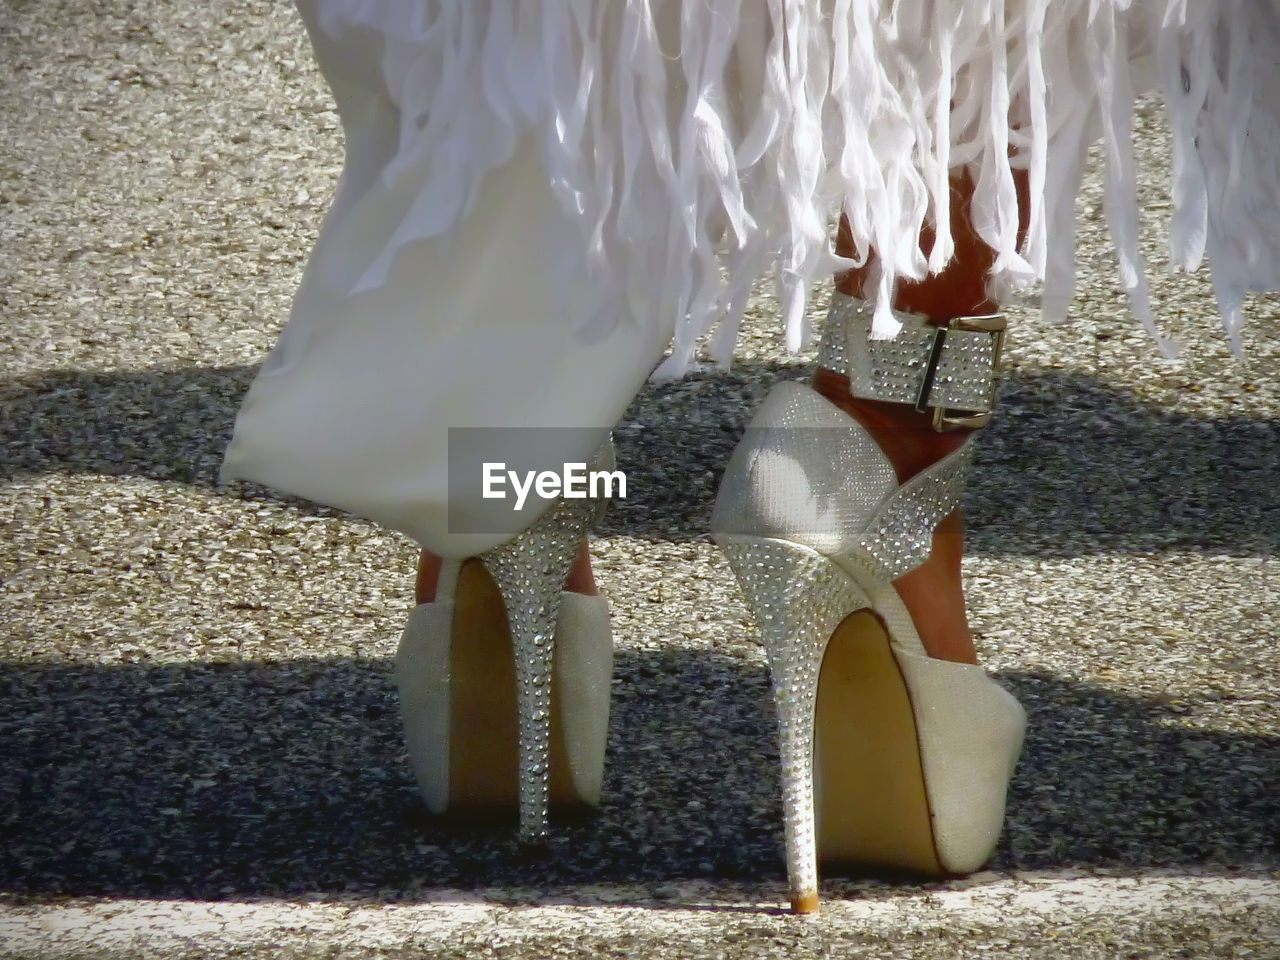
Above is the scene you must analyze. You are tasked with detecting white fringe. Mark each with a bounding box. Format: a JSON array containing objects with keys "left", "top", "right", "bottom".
[{"left": 309, "top": 0, "right": 1280, "bottom": 369}]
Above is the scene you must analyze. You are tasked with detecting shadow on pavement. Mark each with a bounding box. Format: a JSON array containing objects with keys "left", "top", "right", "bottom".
[
  {"left": 0, "top": 654, "right": 1274, "bottom": 900},
  {"left": 611, "top": 364, "right": 1280, "bottom": 556},
  {"left": 2, "top": 362, "right": 1277, "bottom": 555}
]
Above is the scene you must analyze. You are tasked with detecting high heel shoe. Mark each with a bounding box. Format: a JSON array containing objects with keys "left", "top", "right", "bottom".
[
  {"left": 395, "top": 444, "right": 615, "bottom": 844},
  {"left": 711, "top": 294, "right": 1025, "bottom": 913}
]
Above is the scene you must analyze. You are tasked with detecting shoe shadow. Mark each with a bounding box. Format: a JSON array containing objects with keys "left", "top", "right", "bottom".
[
  {"left": 608, "top": 362, "right": 1280, "bottom": 556},
  {"left": 1, "top": 655, "right": 1274, "bottom": 900},
  {"left": 0, "top": 366, "right": 254, "bottom": 489},
  {"left": 2, "top": 361, "right": 1278, "bottom": 554}
]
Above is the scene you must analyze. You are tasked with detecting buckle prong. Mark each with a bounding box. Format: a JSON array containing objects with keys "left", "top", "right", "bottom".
[{"left": 916, "top": 313, "right": 1007, "bottom": 432}]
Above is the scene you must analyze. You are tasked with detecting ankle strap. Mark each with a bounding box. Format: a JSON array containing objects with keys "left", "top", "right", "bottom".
[{"left": 817, "top": 294, "right": 1005, "bottom": 431}]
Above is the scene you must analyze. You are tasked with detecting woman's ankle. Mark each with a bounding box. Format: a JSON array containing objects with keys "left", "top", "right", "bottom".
[
  {"left": 816, "top": 168, "right": 1020, "bottom": 667},
  {"left": 810, "top": 367, "right": 979, "bottom": 666},
  {"left": 811, "top": 367, "right": 969, "bottom": 482}
]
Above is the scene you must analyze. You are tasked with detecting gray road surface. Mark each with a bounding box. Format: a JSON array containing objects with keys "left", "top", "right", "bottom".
[{"left": 1, "top": 2, "right": 1277, "bottom": 957}]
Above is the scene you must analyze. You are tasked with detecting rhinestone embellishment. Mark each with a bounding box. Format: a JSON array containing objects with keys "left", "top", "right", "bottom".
[
  {"left": 850, "top": 440, "right": 973, "bottom": 580},
  {"left": 818, "top": 294, "right": 999, "bottom": 414},
  {"left": 481, "top": 443, "right": 613, "bottom": 845},
  {"left": 716, "top": 535, "right": 871, "bottom": 906}
]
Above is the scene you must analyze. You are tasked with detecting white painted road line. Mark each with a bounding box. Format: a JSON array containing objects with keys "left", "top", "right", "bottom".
[{"left": 2, "top": 874, "right": 1276, "bottom": 953}]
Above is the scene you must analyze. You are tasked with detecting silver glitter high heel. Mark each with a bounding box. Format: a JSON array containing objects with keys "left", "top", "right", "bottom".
[
  {"left": 395, "top": 444, "right": 615, "bottom": 844},
  {"left": 711, "top": 294, "right": 1025, "bottom": 913}
]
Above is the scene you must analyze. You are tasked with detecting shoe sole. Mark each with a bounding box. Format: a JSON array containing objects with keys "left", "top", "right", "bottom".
[
  {"left": 815, "top": 609, "right": 946, "bottom": 875},
  {"left": 445, "top": 558, "right": 585, "bottom": 820}
]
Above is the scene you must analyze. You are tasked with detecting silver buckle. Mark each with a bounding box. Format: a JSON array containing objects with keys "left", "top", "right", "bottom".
[{"left": 915, "top": 313, "right": 1006, "bottom": 432}]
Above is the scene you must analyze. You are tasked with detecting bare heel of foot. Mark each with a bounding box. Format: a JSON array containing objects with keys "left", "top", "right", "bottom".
[{"left": 812, "top": 368, "right": 977, "bottom": 665}]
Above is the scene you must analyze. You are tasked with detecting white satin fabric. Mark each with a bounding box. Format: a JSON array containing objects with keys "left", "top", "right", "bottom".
[{"left": 222, "top": 1, "right": 1280, "bottom": 553}]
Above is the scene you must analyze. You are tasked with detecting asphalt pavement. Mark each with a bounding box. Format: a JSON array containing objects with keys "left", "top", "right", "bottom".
[{"left": 1, "top": 2, "right": 1277, "bottom": 957}]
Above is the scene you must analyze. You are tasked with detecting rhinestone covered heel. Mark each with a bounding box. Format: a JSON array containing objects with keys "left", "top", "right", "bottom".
[
  {"left": 711, "top": 297, "right": 1025, "bottom": 913},
  {"left": 715, "top": 534, "right": 870, "bottom": 914},
  {"left": 395, "top": 445, "right": 615, "bottom": 844}
]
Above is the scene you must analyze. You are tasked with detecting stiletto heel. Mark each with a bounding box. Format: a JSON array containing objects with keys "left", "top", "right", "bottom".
[
  {"left": 712, "top": 294, "right": 1025, "bottom": 913},
  {"left": 396, "top": 444, "right": 615, "bottom": 844},
  {"left": 484, "top": 492, "right": 601, "bottom": 844},
  {"left": 716, "top": 536, "right": 870, "bottom": 914}
]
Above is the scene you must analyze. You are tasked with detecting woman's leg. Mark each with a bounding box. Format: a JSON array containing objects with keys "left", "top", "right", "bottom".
[
  {"left": 815, "top": 167, "right": 1028, "bottom": 665},
  {"left": 415, "top": 169, "right": 1026, "bottom": 616}
]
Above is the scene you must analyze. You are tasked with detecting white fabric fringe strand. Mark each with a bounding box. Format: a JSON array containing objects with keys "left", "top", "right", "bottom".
[{"left": 309, "top": 0, "right": 1280, "bottom": 369}]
